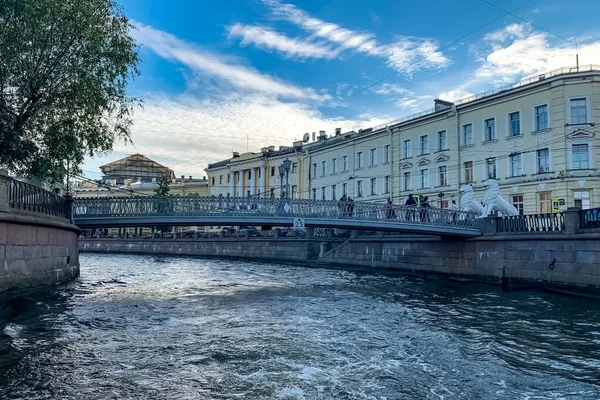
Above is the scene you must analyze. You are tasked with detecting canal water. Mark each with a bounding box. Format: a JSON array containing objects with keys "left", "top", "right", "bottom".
[{"left": 1, "top": 254, "right": 600, "bottom": 399}]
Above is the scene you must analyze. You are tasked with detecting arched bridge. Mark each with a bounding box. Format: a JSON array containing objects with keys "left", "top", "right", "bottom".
[{"left": 73, "top": 196, "right": 482, "bottom": 237}]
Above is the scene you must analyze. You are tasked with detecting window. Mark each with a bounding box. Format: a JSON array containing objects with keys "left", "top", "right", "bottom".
[
  {"left": 370, "top": 148, "right": 377, "bottom": 166},
  {"left": 211, "top": 177, "right": 215, "bottom": 185},
  {"left": 574, "top": 191, "right": 591, "bottom": 209},
  {"left": 420, "top": 135, "right": 429, "bottom": 155},
  {"left": 484, "top": 118, "right": 496, "bottom": 141},
  {"left": 384, "top": 176, "right": 390, "bottom": 194},
  {"left": 464, "top": 161, "right": 473, "bottom": 183},
  {"left": 312, "top": 163, "right": 317, "bottom": 178},
  {"left": 292, "top": 163, "right": 298, "bottom": 173},
  {"left": 511, "top": 195, "right": 524, "bottom": 215},
  {"left": 438, "top": 166, "right": 447, "bottom": 186},
  {"left": 403, "top": 172, "right": 411, "bottom": 191},
  {"left": 342, "top": 156, "right": 348, "bottom": 172},
  {"left": 384, "top": 145, "right": 390, "bottom": 163},
  {"left": 270, "top": 187, "right": 275, "bottom": 198},
  {"left": 342, "top": 183, "right": 347, "bottom": 196},
  {"left": 535, "top": 105, "right": 548, "bottom": 131},
  {"left": 332, "top": 184, "right": 337, "bottom": 200},
  {"left": 440, "top": 200, "right": 449, "bottom": 209},
  {"left": 539, "top": 192, "right": 552, "bottom": 214},
  {"left": 247, "top": 190, "right": 250, "bottom": 197},
  {"left": 572, "top": 144, "right": 589, "bottom": 169},
  {"left": 370, "top": 178, "right": 377, "bottom": 195},
  {"left": 509, "top": 153, "right": 522, "bottom": 177},
  {"left": 570, "top": 98, "right": 587, "bottom": 124},
  {"left": 219, "top": 175, "right": 223, "bottom": 184},
  {"left": 356, "top": 180, "right": 363, "bottom": 197},
  {"left": 321, "top": 160, "right": 327, "bottom": 176},
  {"left": 292, "top": 185, "right": 297, "bottom": 199},
  {"left": 509, "top": 112, "right": 520, "bottom": 136},
  {"left": 486, "top": 158, "right": 497, "bottom": 179},
  {"left": 463, "top": 124, "right": 473, "bottom": 146},
  {"left": 403, "top": 139, "right": 412, "bottom": 158},
  {"left": 321, "top": 187, "right": 326, "bottom": 200},
  {"left": 271, "top": 167, "right": 275, "bottom": 177},
  {"left": 248, "top": 170, "right": 251, "bottom": 179},
  {"left": 312, "top": 188, "right": 316, "bottom": 200},
  {"left": 258, "top": 169, "right": 261, "bottom": 178},
  {"left": 537, "top": 148, "right": 549, "bottom": 173},
  {"left": 227, "top": 174, "right": 231, "bottom": 183},
  {"left": 437, "top": 130, "right": 447, "bottom": 151},
  {"left": 332, "top": 158, "right": 337, "bottom": 174},
  {"left": 357, "top": 152, "right": 363, "bottom": 168},
  {"left": 420, "top": 169, "right": 429, "bottom": 189}
]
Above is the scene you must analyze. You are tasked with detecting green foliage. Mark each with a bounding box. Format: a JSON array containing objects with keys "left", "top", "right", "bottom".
[
  {"left": 154, "top": 177, "right": 170, "bottom": 197},
  {"left": 0, "top": 0, "right": 140, "bottom": 183}
]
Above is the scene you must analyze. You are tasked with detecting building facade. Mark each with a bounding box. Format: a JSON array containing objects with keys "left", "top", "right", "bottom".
[{"left": 205, "top": 66, "right": 600, "bottom": 214}]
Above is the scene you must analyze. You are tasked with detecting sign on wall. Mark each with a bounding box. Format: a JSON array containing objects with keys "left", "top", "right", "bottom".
[{"left": 293, "top": 218, "right": 305, "bottom": 230}]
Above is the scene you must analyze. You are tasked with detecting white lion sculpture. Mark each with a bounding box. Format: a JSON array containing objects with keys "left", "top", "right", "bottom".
[
  {"left": 459, "top": 184, "right": 484, "bottom": 215},
  {"left": 481, "top": 179, "right": 519, "bottom": 217}
]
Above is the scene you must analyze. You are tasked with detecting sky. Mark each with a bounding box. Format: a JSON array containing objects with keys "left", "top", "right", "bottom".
[{"left": 81, "top": 0, "right": 600, "bottom": 179}]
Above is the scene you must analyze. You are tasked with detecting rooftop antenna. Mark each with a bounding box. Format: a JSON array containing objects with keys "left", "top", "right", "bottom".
[{"left": 575, "top": 38, "right": 579, "bottom": 71}]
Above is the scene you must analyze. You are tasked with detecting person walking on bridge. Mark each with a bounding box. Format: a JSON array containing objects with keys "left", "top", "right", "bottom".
[
  {"left": 338, "top": 194, "right": 348, "bottom": 218},
  {"left": 405, "top": 194, "right": 417, "bottom": 221},
  {"left": 386, "top": 197, "right": 396, "bottom": 220}
]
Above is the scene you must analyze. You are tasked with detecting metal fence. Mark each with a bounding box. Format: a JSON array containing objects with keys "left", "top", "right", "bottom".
[
  {"left": 9, "top": 179, "right": 69, "bottom": 218},
  {"left": 580, "top": 207, "right": 600, "bottom": 230},
  {"left": 496, "top": 213, "right": 565, "bottom": 233},
  {"left": 74, "top": 195, "right": 479, "bottom": 229}
]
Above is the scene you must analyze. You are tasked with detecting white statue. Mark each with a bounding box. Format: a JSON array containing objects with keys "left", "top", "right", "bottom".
[
  {"left": 481, "top": 179, "right": 519, "bottom": 217},
  {"left": 459, "top": 184, "right": 484, "bottom": 215}
]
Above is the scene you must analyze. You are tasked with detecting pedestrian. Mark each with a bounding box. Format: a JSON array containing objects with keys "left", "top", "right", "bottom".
[
  {"left": 347, "top": 196, "right": 355, "bottom": 218},
  {"left": 420, "top": 196, "right": 431, "bottom": 222},
  {"left": 386, "top": 197, "right": 396, "bottom": 220},
  {"left": 405, "top": 193, "right": 417, "bottom": 221},
  {"left": 338, "top": 194, "right": 347, "bottom": 217},
  {"left": 449, "top": 199, "right": 459, "bottom": 223}
]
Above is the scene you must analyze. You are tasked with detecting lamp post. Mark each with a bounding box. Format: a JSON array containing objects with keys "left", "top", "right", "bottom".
[
  {"left": 282, "top": 159, "right": 292, "bottom": 199},
  {"left": 278, "top": 165, "right": 286, "bottom": 199}
]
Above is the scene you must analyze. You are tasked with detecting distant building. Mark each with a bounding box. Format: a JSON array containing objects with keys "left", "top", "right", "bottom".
[{"left": 99, "top": 154, "right": 175, "bottom": 185}]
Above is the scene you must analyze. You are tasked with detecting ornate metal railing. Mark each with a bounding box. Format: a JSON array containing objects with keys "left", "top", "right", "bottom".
[
  {"left": 9, "top": 179, "right": 68, "bottom": 218},
  {"left": 580, "top": 207, "right": 600, "bottom": 230},
  {"left": 74, "top": 195, "right": 479, "bottom": 229},
  {"left": 496, "top": 213, "right": 565, "bottom": 233}
]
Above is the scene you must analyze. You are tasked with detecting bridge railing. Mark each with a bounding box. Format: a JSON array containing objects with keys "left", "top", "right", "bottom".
[
  {"left": 73, "top": 195, "right": 479, "bottom": 228},
  {"left": 496, "top": 213, "right": 565, "bottom": 233},
  {"left": 6, "top": 178, "right": 69, "bottom": 219},
  {"left": 580, "top": 207, "right": 600, "bottom": 230}
]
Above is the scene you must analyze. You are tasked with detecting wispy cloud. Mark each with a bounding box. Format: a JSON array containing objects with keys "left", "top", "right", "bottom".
[
  {"left": 259, "top": 0, "right": 450, "bottom": 75},
  {"left": 227, "top": 23, "right": 339, "bottom": 59},
  {"left": 133, "top": 22, "right": 329, "bottom": 101},
  {"left": 370, "top": 83, "right": 409, "bottom": 96}
]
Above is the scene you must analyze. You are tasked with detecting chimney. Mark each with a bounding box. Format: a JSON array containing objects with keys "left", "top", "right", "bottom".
[
  {"left": 232, "top": 152, "right": 240, "bottom": 158},
  {"left": 318, "top": 130, "right": 326, "bottom": 141},
  {"left": 335, "top": 127, "right": 341, "bottom": 136},
  {"left": 189, "top": 175, "right": 192, "bottom": 182},
  {"left": 261, "top": 147, "right": 268, "bottom": 153},
  {"left": 268, "top": 146, "right": 275, "bottom": 151},
  {"left": 203, "top": 176, "right": 206, "bottom": 181},
  {"left": 434, "top": 98, "right": 454, "bottom": 112},
  {"left": 312, "top": 132, "right": 316, "bottom": 141}
]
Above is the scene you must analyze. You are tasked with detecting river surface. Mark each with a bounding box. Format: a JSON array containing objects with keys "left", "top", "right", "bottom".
[{"left": 1, "top": 254, "right": 600, "bottom": 399}]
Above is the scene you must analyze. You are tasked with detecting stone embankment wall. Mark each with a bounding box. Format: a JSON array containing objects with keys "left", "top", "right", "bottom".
[
  {"left": 80, "top": 232, "right": 600, "bottom": 294},
  {"left": 0, "top": 172, "right": 80, "bottom": 299}
]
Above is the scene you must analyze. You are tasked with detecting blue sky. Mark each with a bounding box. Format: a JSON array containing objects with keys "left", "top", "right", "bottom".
[{"left": 82, "top": 0, "right": 600, "bottom": 178}]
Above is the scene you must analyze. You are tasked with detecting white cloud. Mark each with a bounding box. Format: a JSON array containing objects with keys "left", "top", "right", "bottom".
[
  {"left": 84, "top": 93, "right": 389, "bottom": 177},
  {"left": 133, "top": 22, "right": 329, "bottom": 101},
  {"left": 474, "top": 23, "right": 600, "bottom": 85},
  {"left": 370, "top": 83, "right": 409, "bottom": 96},
  {"left": 227, "top": 23, "right": 339, "bottom": 59},
  {"left": 438, "top": 88, "right": 473, "bottom": 102},
  {"left": 261, "top": 0, "right": 450, "bottom": 75}
]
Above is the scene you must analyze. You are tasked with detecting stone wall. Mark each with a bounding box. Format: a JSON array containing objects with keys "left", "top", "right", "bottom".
[
  {"left": 80, "top": 233, "right": 600, "bottom": 295},
  {"left": 0, "top": 214, "right": 80, "bottom": 296}
]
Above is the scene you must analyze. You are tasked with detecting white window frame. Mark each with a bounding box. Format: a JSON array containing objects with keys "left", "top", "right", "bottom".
[
  {"left": 403, "top": 171, "right": 411, "bottom": 191},
  {"left": 370, "top": 148, "right": 377, "bottom": 166},
  {"left": 437, "top": 130, "right": 447, "bottom": 151},
  {"left": 312, "top": 188, "right": 317, "bottom": 200},
  {"left": 403, "top": 139, "right": 412, "bottom": 158},
  {"left": 356, "top": 180, "right": 363, "bottom": 197},
  {"left": 574, "top": 190, "right": 592, "bottom": 210},
  {"left": 462, "top": 123, "right": 473, "bottom": 146},
  {"left": 342, "top": 182, "right": 347, "bottom": 196},
  {"left": 420, "top": 135, "right": 429, "bottom": 155},
  {"left": 536, "top": 148, "right": 550, "bottom": 174},
  {"left": 357, "top": 152, "right": 363, "bottom": 169},
  {"left": 485, "top": 157, "right": 497, "bottom": 180},
  {"left": 419, "top": 169, "right": 429, "bottom": 189},
  {"left": 533, "top": 103, "right": 549, "bottom": 131},
  {"left": 570, "top": 142, "right": 591, "bottom": 170},
  {"left": 384, "top": 145, "right": 390, "bottom": 163},
  {"left": 312, "top": 163, "right": 317, "bottom": 178},
  {"left": 484, "top": 117, "right": 496, "bottom": 142},
  {"left": 370, "top": 178, "right": 377, "bottom": 195},
  {"left": 438, "top": 165, "right": 447, "bottom": 186},
  {"left": 321, "top": 160, "right": 327, "bottom": 176},
  {"left": 332, "top": 158, "right": 337, "bottom": 174},
  {"left": 568, "top": 96, "right": 590, "bottom": 125},
  {"left": 321, "top": 187, "right": 326, "bottom": 200},
  {"left": 509, "top": 153, "right": 522, "bottom": 177},
  {"left": 384, "top": 175, "right": 390, "bottom": 194},
  {"left": 332, "top": 184, "right": 337, "bottom": 200},
  {"left": 508, "top": 111, "right": 521, "bottom": 137},
  {"left": 342, "top": 155, "right": 348, "bottom": 172},
  {"left": 463, "top": 161, "right": 474, "bottom": 183}
]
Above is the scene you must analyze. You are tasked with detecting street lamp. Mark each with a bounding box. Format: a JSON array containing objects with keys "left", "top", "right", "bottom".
[
  {"left": 282, "top": 159, "right": 292, "bottom": 199},
  {"left": 278, "top": 165, "right": 286, "bottom": 199}
]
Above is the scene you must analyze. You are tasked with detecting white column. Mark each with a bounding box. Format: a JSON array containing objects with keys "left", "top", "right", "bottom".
[
  {"left": 229, "top": 172, "right": 234, "bottom": 197},
  {"left": 249, "top": 168, "right": 255, "bottom": 197},
  {"left": 260, "top": 166, "right": 266, "bottom": 198}
]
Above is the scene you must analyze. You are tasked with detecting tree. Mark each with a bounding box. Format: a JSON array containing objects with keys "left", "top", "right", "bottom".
[
  {"left": 154, "top": 177, "right": 170, "bottom": 197},
  {"left": 0, "top": 0, "right": 139, "bottom": 183}
]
